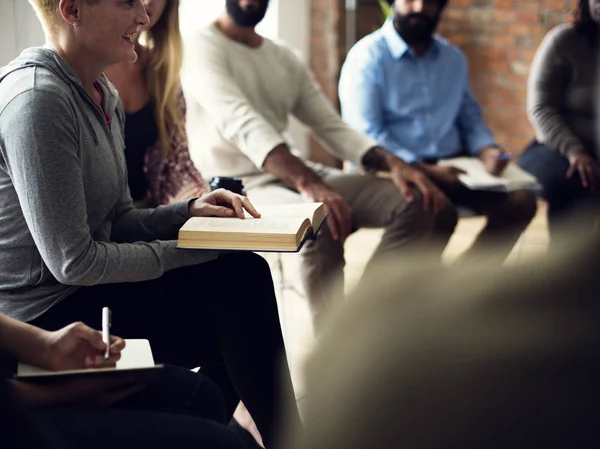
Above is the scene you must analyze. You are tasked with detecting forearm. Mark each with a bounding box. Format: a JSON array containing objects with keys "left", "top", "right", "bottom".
[
  {"left": 263, "top": 144, "right": 324, "bottom": 191},
  {"left": 529, "top": 105, "right": 586, "bottom": 157},
  {"left": 361, "top": 146, "right": 408, "bottom": 172},
  {"left": 0, "top": 315, "right": 48, "bottom": 366},
  {"left": 111, "top": 201, "right": 191, "bottom": 243}
]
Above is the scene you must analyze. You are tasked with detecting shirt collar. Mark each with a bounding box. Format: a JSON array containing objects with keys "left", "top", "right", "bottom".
[{"left": 382, "top": 18, "right": 441, "bottom": 60}]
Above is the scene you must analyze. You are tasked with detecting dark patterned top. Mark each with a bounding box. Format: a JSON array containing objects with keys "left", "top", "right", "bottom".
[
  {"left": 139, "top": 88, "right": 207, "bottom": 206},
  {"left": 125, "top": 102, "right": 157, "bottom": 201}
]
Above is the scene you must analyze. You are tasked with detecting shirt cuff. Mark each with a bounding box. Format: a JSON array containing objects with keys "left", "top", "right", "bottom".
[
  {"left": 247, "top": 136, "right": 289, "bottom": 169},
  {"left": 563, "top": 144, "right": 587, "bottom": 159},
  {"left": 468, "top": 139, "right": 498, "bottom": 156},
  {"left": 392, "top": 149, "right": 419, "bottom": 164},
  {"left": 354, "top": 141, "right": 378, "bottom": 168},
  {"left": 172, "top": 199, "right": 194, "bottom": 220}
]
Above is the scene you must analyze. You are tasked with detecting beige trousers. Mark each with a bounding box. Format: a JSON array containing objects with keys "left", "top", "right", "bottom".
[{"left": 246, "top": 166, "right": 454, "bottom": 328}]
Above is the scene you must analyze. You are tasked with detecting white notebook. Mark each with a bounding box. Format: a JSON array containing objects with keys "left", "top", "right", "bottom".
[
  {"left": 438, "top": 157, "right": 540, "bottom": 192},
  {"left": 16, "top": 339, "right": 162, "bottom": 380}
]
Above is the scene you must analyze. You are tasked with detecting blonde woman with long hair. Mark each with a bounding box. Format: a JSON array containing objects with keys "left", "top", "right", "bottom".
[
  {"left": 105, "top": 0, "right": 205, "bottom": 206},
  {"left": 105, "top": 0, "right": 276, "bottom": 446}
]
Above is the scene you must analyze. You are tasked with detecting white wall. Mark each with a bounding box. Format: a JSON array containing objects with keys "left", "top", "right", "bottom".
[
  {"left": 0, "top": 0, "right": 45, "bottom": 66},
  {"left": 267, "top": 0, "right": 310, "bottom": 156},
  {"left": 0, "top": 0, "right": 310, "bottom": 153}
]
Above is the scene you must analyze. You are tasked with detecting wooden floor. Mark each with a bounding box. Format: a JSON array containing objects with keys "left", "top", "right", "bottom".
[{"left": 261, "top": 201, "right": 550, "bottom": 400}]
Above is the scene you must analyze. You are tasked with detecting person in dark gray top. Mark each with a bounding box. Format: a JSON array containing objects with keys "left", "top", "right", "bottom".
[
  {"left": 518, "top": 0, "right": 600, "bottom": 245},
  {"left": 0, "top": 1, "right": 300, "bottom": 446}
]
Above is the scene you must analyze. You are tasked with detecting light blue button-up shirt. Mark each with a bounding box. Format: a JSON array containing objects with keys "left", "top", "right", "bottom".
[{"left": 339, "top": 19, "right": 497, "bottom": 164}]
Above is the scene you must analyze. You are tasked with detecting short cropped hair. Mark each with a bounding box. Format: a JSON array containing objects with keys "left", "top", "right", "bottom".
[
  {"left": 28, "top": 0, "right": 61, "bottom": 32},
  {"left": 28, "top": 0, "right": 98, "bottom": 33}
]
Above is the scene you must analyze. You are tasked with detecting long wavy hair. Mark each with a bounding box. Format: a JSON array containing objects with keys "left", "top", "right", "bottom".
[
  {"left": 574, "top": 0, "right": 599, "bottom": 46},
  {"left": 139, "top": 0, "right": 184, "bottom": 154}
]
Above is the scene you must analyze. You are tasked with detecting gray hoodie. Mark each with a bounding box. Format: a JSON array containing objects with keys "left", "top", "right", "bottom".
[{"left": 0, "top": 48, "right": 219, "bottom": 322}]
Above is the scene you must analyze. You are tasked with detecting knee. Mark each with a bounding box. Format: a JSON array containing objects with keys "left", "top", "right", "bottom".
[
  {"left": 302, "top": 223, "right": 344, "bottom": 256},
  {"left": 190, "top": 374, "right": 229, "bottom": 424},
  {"left": 221, "top": 252, "right": 271, "bottom": 278},
  {"left": 156, "top": 366, "right": 228, "bottom": 424},
  {"left": 389, "top": 189, "right": 458, "bottom": 234},
  {"left": 507, "top": 190, "right": 538, "bottom": 222},
  {"left": 434, "top": 203, "right": 459, "bottom": 233}
]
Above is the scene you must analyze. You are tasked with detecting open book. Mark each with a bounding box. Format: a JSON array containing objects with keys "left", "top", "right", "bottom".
[
  {"left": 177, "top": 202, "right": 327, "bottom": 252},
  {"left": 15, "top": 339, "right": 163, "bottom": 381},
  {"left": 438, "top": 157, "right": 540, "bottom": 192}
]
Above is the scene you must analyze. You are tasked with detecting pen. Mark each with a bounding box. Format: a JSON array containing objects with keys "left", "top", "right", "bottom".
[
  {"left": 102, "top": 307, "right": 111, "bottom": 361},
  {"left": 497, "top": 152, "right": 513, "bottom": 160}
]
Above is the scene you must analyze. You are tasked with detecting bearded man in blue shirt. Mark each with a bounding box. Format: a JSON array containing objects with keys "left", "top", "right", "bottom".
[{"left": 339, "top": 0, "right": 538, "bottom": 264}]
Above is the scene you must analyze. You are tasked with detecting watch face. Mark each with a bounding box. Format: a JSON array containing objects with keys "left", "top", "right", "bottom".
[{"left": 210, "top": 177, "right": 245, "bottom": 195}]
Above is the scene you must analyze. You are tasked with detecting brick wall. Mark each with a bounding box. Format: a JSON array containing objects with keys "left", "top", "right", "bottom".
[
  {"left": 348, "top": 0, "right": 577, "bottom": 155},
  {"left": 438, "top": 0, "right": 576, "bottom": 154}
]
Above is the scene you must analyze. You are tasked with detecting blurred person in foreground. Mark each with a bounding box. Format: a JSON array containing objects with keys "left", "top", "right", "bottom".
[{"left": 290, "top": 217, "right": 600, "bottom": 449}]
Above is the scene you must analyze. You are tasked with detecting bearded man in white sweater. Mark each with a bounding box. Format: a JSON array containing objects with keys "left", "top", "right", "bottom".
[{"left": 182, "top": 0, "right": 456, "bottom": 328}]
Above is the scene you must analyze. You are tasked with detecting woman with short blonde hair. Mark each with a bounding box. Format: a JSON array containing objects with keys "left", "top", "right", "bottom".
[{"left": 0, "top": 1, "right": 300, "bottom": 447}]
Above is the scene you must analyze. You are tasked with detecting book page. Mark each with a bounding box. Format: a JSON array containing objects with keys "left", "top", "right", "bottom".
[
  {"left": 247, "top": 203, "right": 324, "bottom": 220},
  {"left": 438, "top": 157, "right": 538, "bottom": 189},
  {"left": 180, "top": 216, "right": 306, "bottom": 234},
  {"left": 500, "top": 164, "right": 539, "bottom": 184},
  {"left": 17, "top": 339, "right": 155, "bottom": 377}
]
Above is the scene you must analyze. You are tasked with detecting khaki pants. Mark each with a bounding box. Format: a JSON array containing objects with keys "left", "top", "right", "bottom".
[{"left": 246, "top": 165, "right": 453, "bottom": 328}]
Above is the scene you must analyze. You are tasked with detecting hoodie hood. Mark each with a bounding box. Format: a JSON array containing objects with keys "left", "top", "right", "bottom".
[
  {"left": 0, "top": 47, "right": 84, "bottom": 87},
  {"left": 0, "top": 47, "right": 122, "bottom": 145}
]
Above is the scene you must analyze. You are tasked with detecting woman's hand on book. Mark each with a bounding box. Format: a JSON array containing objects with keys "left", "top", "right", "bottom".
[
  {"left": 8, "top": 374, "right": 145, "bottom": 407},
  {"left": 189, "top": 189, "right": 261, "bottom": 219},
  {"left": 40, "top": 322, "right": 125, "bottom": 371}
]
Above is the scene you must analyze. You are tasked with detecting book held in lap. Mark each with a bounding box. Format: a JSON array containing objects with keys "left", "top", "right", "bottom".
[
  {"left": 15, "top": 339, "right": 163, "bottom": 382},
  {"left": 177, "top": 202, "right": 327, "bottom": 252},
  {"left": 437, "top": 157, "right": 541, "bottom": 192}
]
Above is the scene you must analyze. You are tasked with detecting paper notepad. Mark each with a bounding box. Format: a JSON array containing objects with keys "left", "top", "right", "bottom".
[
  {"left": 16, "top": 339, "right": 162, "bottom": 380},
  {"left": 438, "top": 157, "right": 540, "bottom": 192}
]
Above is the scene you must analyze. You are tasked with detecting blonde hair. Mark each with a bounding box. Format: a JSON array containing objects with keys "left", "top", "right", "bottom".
[
  {"left": 28, "top": 0, "right": 98, "bottom": 33},
  {"left": 28, "top": 0, "right": 61, "bottom": 32},
  {"left": 139, "top": 0, "right": 184, "bottom": 153}
]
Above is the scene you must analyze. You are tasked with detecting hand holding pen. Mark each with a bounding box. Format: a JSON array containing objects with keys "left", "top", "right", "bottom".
[
  {"left": 38, "top": 317, "right": 125, "bottom": 371},
  {"left": 480, "top": 146, "right": 513, "bottom": 176}
]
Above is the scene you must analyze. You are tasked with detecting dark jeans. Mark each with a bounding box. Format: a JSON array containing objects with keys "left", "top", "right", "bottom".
[
  {"left": 517, "top": 140, "right": 600, "bottom": 242},
  {"left": 28, "top": 365, "right": 246, "bottom": 449},
  {"left": 31, "top": 252, "right": 300, "bottom": 449},
  {"left": 431, "top": 179, "right": 538, "bottom": 264}
]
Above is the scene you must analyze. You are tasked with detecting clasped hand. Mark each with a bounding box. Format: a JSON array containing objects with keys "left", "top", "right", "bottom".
[{"left": 567, "top": 153, "right": 600, "bottom": 191}]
